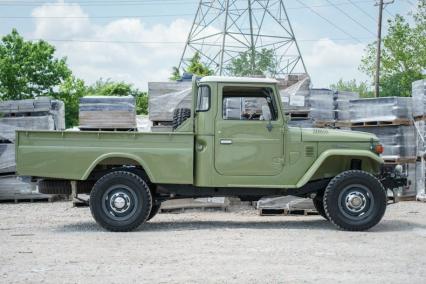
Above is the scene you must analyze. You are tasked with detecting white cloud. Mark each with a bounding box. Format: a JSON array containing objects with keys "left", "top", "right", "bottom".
[
  {"left": 303, "top": 38, "right": 369, "bottom": 88},
  {"left": 30, "top": 1, "right": 190, "bottom": 90},
  {"left": 29, "top": 2, "right": 370, "bottom": 90}
]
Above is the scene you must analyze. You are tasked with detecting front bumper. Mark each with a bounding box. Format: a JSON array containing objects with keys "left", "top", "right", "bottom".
[{"left": 378, "top": 164, "right": 408, "bottom": 204}]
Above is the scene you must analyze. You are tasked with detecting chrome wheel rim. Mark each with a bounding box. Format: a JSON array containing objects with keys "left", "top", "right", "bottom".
[
  {"left": 101, "top": 185, "right": 139, "bottom": 221},
  {"left": 338, "top": 184, "right": 374, "bottom": 221}
]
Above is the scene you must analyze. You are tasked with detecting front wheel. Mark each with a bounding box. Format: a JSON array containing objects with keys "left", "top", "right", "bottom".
[
  {"left": 313, "top": 193, "right": 328, "bottom": 220},
  {"left": 146, "top": 203, "right": 161, "bottom": 221},
  {"left": 89, "top": 171, "right": 152, "bottom": 232},
  {"left": 324, "top": 170, "right": 387, "bottom": 231}
]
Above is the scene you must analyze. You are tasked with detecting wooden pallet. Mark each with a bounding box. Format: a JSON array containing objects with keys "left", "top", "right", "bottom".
[
  {"left": 314, "top": 121, "right": 335, "bottom": 128},
  {"left": 382, "top": 156, "right": 417, "bottom": 164},
  {"left": 285, "top": 111, "right": 309, "bottom": 119},
  {"left": 78, "top": 127, "right": 137, "bottom": 132},
  {"left": 160, "top": 198, "right": 229, "bottom": 213},
  {"left": 160, "top": 206, "right": 228, "bottom": 213},
  {"left": 259, "top": 208, "right": 318, "bottom": 216},
  {"left": 398, "top": 195, "right": 416, "bottom": 201},
  {"left": 414, "top": 115, "right": 426, "bottom": 121},
  {"left": 0, "top": 193, "right": 55, "bottom": 203},
  {"left": 336, "top": 119, "right": 412, "bottom": 128}
]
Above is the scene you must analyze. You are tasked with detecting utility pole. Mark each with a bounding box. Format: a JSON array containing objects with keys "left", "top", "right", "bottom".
[{"left": 374, "top": 0, "right": 394, "bottom": 97}]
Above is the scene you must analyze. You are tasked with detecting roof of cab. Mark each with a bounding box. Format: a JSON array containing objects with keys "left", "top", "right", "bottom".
[{"left": 199, "top": 76, "right": 278, "bottom": 84}]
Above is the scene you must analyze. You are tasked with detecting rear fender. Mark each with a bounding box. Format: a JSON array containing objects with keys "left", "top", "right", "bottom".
[{"left": 81, "top": 152, "right": 154, "bottom": 181}]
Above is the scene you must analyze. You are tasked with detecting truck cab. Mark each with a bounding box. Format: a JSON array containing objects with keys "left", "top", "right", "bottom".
[{"left": 16, "top": 76, "right": 405, "bottom": 232}]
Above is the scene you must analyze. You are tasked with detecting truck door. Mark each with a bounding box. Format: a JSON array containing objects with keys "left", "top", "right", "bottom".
[{"left": 214, "top": 84, "right": 284, "bottom": 176}]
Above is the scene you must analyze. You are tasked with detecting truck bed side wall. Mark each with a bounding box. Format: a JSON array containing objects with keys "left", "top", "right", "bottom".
[{"left": 16, "top": 131, "right": 194, "bottom": 184}]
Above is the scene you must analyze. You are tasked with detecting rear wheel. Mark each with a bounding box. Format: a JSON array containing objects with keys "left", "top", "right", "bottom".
[
  {"left": 324, "top": 170, "right": 387, "bottom": 231},
  {"left": 89, "top": 171, "right": 152, "bottom": 232}
]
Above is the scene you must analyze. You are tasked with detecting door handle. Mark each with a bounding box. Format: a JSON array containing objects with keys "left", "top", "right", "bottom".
[{"left": 220, "top": 139, "right": 233, "bottom": 145}]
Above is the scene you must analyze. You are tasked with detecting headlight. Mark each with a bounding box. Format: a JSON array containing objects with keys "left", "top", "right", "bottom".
[{"left": 395, "top": 164, "right": 403, "bottom": 174}]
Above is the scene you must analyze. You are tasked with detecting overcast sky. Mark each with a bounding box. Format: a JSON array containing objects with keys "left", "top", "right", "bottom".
[{"left": 0, "top": 0, "right": 416, "bottom": 90}]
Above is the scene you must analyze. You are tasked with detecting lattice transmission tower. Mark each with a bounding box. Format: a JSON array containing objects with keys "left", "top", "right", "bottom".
[{"left": 178, "top": 0, "right": 308, "bottom": 78}]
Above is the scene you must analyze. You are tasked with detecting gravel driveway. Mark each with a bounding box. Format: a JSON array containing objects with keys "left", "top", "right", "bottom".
[{"left": 1, "top": 201, "right": 426, "bottom": 283}]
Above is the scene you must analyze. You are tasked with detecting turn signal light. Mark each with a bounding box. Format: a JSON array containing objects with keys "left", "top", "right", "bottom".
[{"left": 374, "top": 144, "right": 384, "bottom": 154}]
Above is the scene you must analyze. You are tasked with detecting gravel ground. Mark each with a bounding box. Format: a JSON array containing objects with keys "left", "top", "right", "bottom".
[{"left": 1, "top": 201, "right": 426, "bottom": 283}]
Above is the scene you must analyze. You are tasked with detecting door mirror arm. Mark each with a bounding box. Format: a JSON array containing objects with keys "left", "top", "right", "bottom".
[{"left": 266, "top": 120, "right": 273, "bottom": 132}]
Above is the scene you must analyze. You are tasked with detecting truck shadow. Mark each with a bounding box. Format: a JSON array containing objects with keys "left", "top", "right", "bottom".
[{"left": 56, "top": 218, "right": 426, "bottom": 233}]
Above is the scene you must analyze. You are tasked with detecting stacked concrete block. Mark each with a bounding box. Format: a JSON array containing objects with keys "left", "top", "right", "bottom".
[
  {"left": 148, "top": 81, "right": 192, "bottom": 124},
  {"left": 345, "top": 97, "right": 412, "bottom": 123},
  {"left": 279, "top": 76, "right": 311, "bottom": 112},
  {"left": 357, "top": 126, "right": 416, "bottom": 158},
  {"left": 257, "top": 196, "right": 315, "bottom": 215},
  {"left": 412, "top": 80, "right": 426, "bottom": 118},
  {"left": 0, "top": 97, "right": 64, "bottom": 174},
  {"left": 309, "top": 89, "right": 335, "bottom": 122},
  {"left": 277, "top": 74, "right": 309, "bottom": 90},
  {"left": 79, "top": 96, "right": 137, "bottom": 129},
  {"left": 412, "top": 80, "right": 426, "bottom": 200},
  {"left": 0, "top": 144, "right": 15, "bottom": 174},
  {"left": 334, "top": 91, "right": 360, "bottom": 121}
]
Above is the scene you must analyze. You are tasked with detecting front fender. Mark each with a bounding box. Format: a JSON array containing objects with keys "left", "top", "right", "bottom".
[{"left": 296, "top": 149, "right": 384, "bottom": 188}]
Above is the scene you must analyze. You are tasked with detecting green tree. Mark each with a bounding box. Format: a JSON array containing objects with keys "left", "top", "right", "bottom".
[
  {"left": 87, "top": 79, "right": 148, "bottom": 115},
  {"left": 0, "top": 29, "right": 71, "bottom": 100},
  {"left": 56, "top": 76, "right": 86, "bottom": 128},
  {"left": 359, "top": 1, "right": 426, "bottom": 97},
  {"left": 170, "top": 52, "right": 213, "bottom": 80},
  {"left": 227, "top": 48, "right": 277, "bottom": 77},
  {"left": 330, "top": 79, "right": 373, "bottom": 98},
  {"left": 169, "top": 66, "right": 181, "bottom": 81}
]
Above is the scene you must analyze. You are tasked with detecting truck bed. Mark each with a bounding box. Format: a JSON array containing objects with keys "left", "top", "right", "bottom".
[{"left": 16, "top": 130, "right": 194, "bottom": 184}]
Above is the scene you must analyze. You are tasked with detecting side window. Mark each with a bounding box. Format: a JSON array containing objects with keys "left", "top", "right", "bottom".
[
  {"left": 196, "top": 85, "right": 210, "bottom": 112},
  {"left": 222, "top": 87, "right": 276, "bottom": 121}
]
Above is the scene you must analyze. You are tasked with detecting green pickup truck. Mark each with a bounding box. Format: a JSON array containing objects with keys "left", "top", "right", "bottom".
[{"left": 16, "top": 76, "right": 405, "bottom": 232}]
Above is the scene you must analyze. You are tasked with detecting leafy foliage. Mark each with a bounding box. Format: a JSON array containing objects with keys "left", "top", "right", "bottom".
[
  {"left": 169, "top": 66, "right": 181, "bottom": 81},
  {"left": 330, "top": 79, "right": 373, "bottom": 98},
  {"left": 0, "top": 29, "right": 71, "bottom": 100},
  {"left": 359, "top": 1, "right": 426, "bottom": 97},
  {"left": 55, "top": 76, "right": 86, "bottom": 128},
  {"left": 227, "top": 48, "right": 277, "bottom": 77},
  {"left": 170, "top": 52, "right": 213, "bottom": 80}
]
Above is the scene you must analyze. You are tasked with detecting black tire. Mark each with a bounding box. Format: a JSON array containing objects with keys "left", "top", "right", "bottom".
[
  {"left": 146, "top": 204, "right": 161, "bottom": 221},
  {"left": 313, "top": 193, "right": 328, "bottom": 220},
  {"left": 172, "top": 108, "right": 191, "bottom": 130},
  {"left": 323, "top": 170, "right": 387, "bottom": 231},
  {"left": 38, "top": 180, "right": 95, "bottom": 195},
  {"left": 89, "top": 171, "right": 152, "bottom": 232}
]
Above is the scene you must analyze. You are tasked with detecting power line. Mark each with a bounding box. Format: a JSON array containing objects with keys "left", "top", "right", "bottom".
[
  {"left": 0, "top": 13, "right": 194, "bottom": 19},
  {"left": 325, "top": 0, "right": 375, "bottom": 36},
  {"left": 0, "top": 0, "right": 374, "bottom": 7},
  {"left": 295, "top": 0, "right": 363, "bottom": 43},
  {"left": 25, "top": 37, "right": 375, "bottom": 45},
  {"left": 347, "top": 0, "right": 376, "bottom": 22}
]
